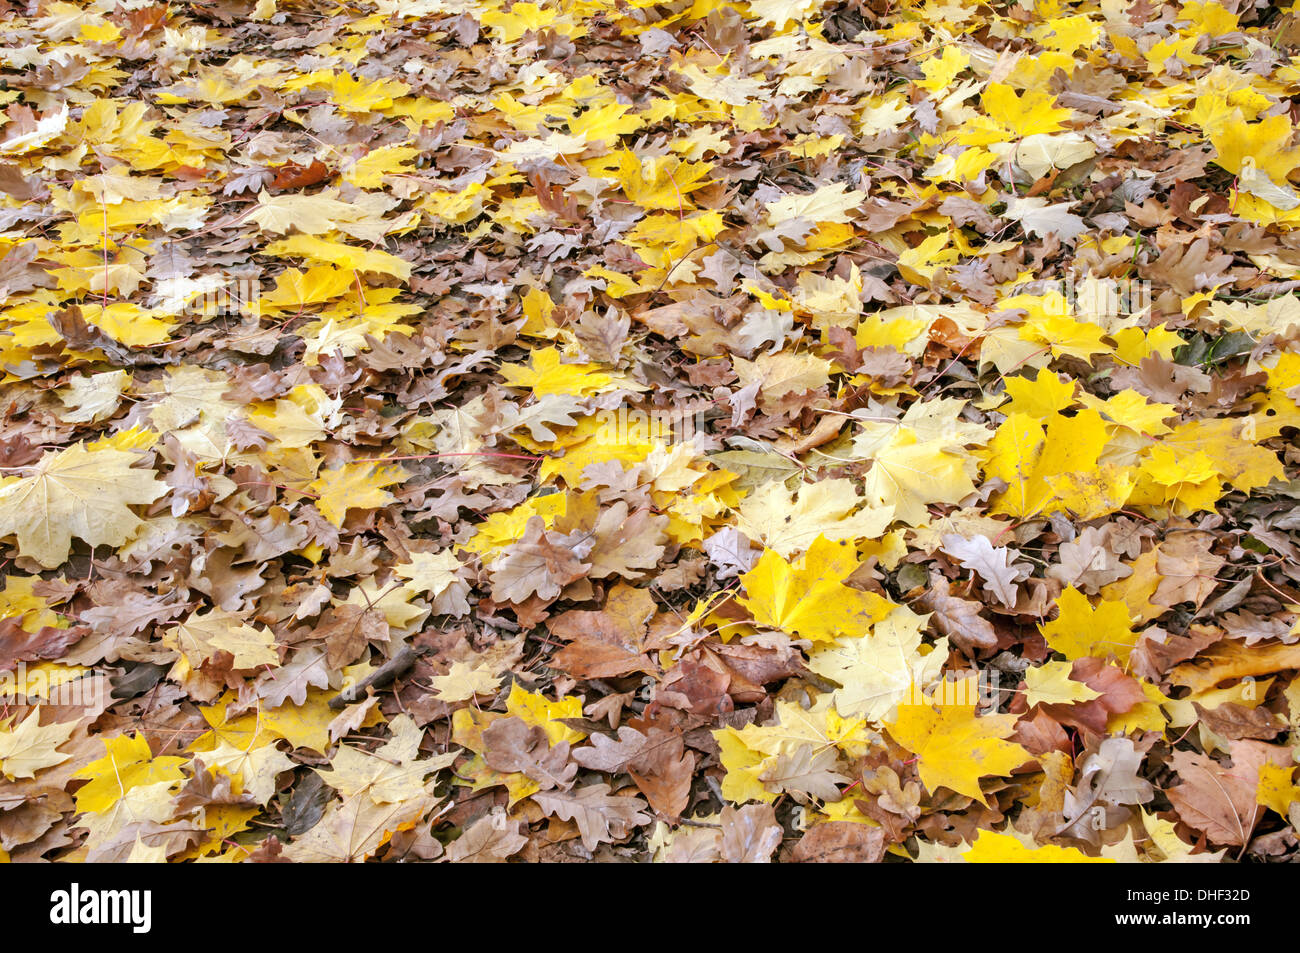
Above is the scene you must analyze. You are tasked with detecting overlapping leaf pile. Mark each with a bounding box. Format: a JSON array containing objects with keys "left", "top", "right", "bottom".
[{"left": 4, "top": 0, "right": 1300, "bottom": 863}]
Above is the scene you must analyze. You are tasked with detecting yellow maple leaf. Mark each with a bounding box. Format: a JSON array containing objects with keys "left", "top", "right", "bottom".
[
  {"left": 917, "top": 46, "right": 969, "bottom": 93},
  {"left": 884, "top": 674, "right": 1029, "bottom": 805},
  {"left": 857, "top": 427, "right": 977, "bottom": 526},
  {"left": 256, "top": 265, "right": 355, "bottom": 313},
  {"left": 345, "top": 144, "right": 420, "bottom": 189},
  {"left": 569, "top": 101, "right": 645, "bottom": 143},
  {"left": 164, "top": 608, "right": 280, "bottom": 670},
  {"left": 71, "top": 733, "right": 187, "bottom": 815},
  {"left": 498, "top": 346, "right": 614, "bottom": 397},
  {"left": 1252, "top": 351, "right": 1300, "bottom": 440},
  {"left": 0, "top": 707, "right": 76, "bottom": 780},
  {"left": 307, "top": 461, "right": 409, "bottom": 527},
  {"left": 1022, "top": 659, "right": 1102, "bottom": 708},
  {"left": 1040, "top": 586, "right": 1138, "bottom": 664},
  {"left": 204, "top": 740, "right": 296, "bottom": 804},
  {"left": 714, "top": 700, "right": 868, "bottom": 804},
  {"left": 263, "top": 234, "right": 412, "bottom": 281},
  {"left": 77, "top": 302, "right": 175, "bottom": 347},
  {"left": 478, "top": 1, "right": 559, "bottom": 42},
  {"left": 1019, "top": 314, "right": 1112, "bottom": 361},
  {"left": 1134, "top": 445, "right": 1223, "bottom": 514},
  {"left": 1108, "top": 680, "right": 1169, "bottom": 735},
  {"left": 613, "top": 150, "right": 713, "bottom": 211},
  {"left": 713, "top": 728, "right": 774, "bottom": 804},
  {"left": 1210, "top": 113, "right": 1300, "bottom": 188},
  {"left": 189, "top": 690, "right": 341, "bottom": 755},
  {"left": 505, "top": 683, "right": 586, "bottom": 746},
  {"left": 1138, "top": 808, "right": 1226, "bottom": 862},
  {"left": 808, "top": 604, "right": 948, "bottom": 723},
  {"left": 0, "top": 575, "right": 68, "bottom": 632},
  {"left": 735, "top": 477, "right": 894, "bottom": 558},
  {"left": 392, "top": 550, "right": 464, "bottom": 597},
  {"left": 738, "top": 535, "right": 895, "bottom": 646},
  {"left": 765, "top": 181, "right": 866, "bottom": 226},
  {"left": 1256, "top": 762, "right": 1299, "bottom": 818},
  {"left": 464, "top": 492, "right": 569, "bottom": 558},
  {"left": 315, "top": 715, "right": 456, "bottom": 804},
  {"left": 0, "top": 442, "right": 167, "bottom": 568},
  {"left": 1161, "top": 418, "right": 1283, "bottom": 493},
  {"left": 1080, "top": 389, "right": 1176, "bottom": 436},
  {"left": 430, "top": 661, "right": 503, "bottom": 703},
  {"left": 983, "top": 409, "right": 1118, "bottom": 519},
  {"left": 964, "top": 84, "right": 1072, "bottom": 143},
  {"left": 1000, "top": 368, "right": 1078, "bottom": 418},
  {"left": 327, "top": 72, "right": 410, "bottom": 113},
  {"left": 963, "top": 829, "right": 1113, "bottom": 863}
]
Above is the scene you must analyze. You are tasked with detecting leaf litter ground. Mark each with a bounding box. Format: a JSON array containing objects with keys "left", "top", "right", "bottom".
[{"left": 1, "top": 0, "right": 1300, "bottom": 863}]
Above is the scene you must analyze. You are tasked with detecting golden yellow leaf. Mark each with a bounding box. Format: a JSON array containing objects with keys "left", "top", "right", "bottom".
[
  {"left": 71, "top": 734, "right": 187, "bottom": 816},
  {"left": 738, "top": 535, "right": 894, "bottom": 646},
  {"left": 307, "top": 461, "right": 409, "bottom": 528},
  {"left": 963, "top": 829, "right": 1113, "bottom": 863},
  {"left": 0, "top": 442, "right": 167, "bottom": 568},
  {"left": 884, "top": 674, "right": 1029, "bottom": 804},
  {"left": 1040, "top": 586, "right": 1138, "bottom": 664}
]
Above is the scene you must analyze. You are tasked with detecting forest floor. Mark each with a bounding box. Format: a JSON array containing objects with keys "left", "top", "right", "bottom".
[{"left": 1, "top": 0, "right": 1300, "bottom": 863}]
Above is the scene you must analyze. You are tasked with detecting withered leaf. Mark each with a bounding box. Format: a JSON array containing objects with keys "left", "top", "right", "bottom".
[{"left": 791, "top": 821, "right": 886, "bottom": 863}]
